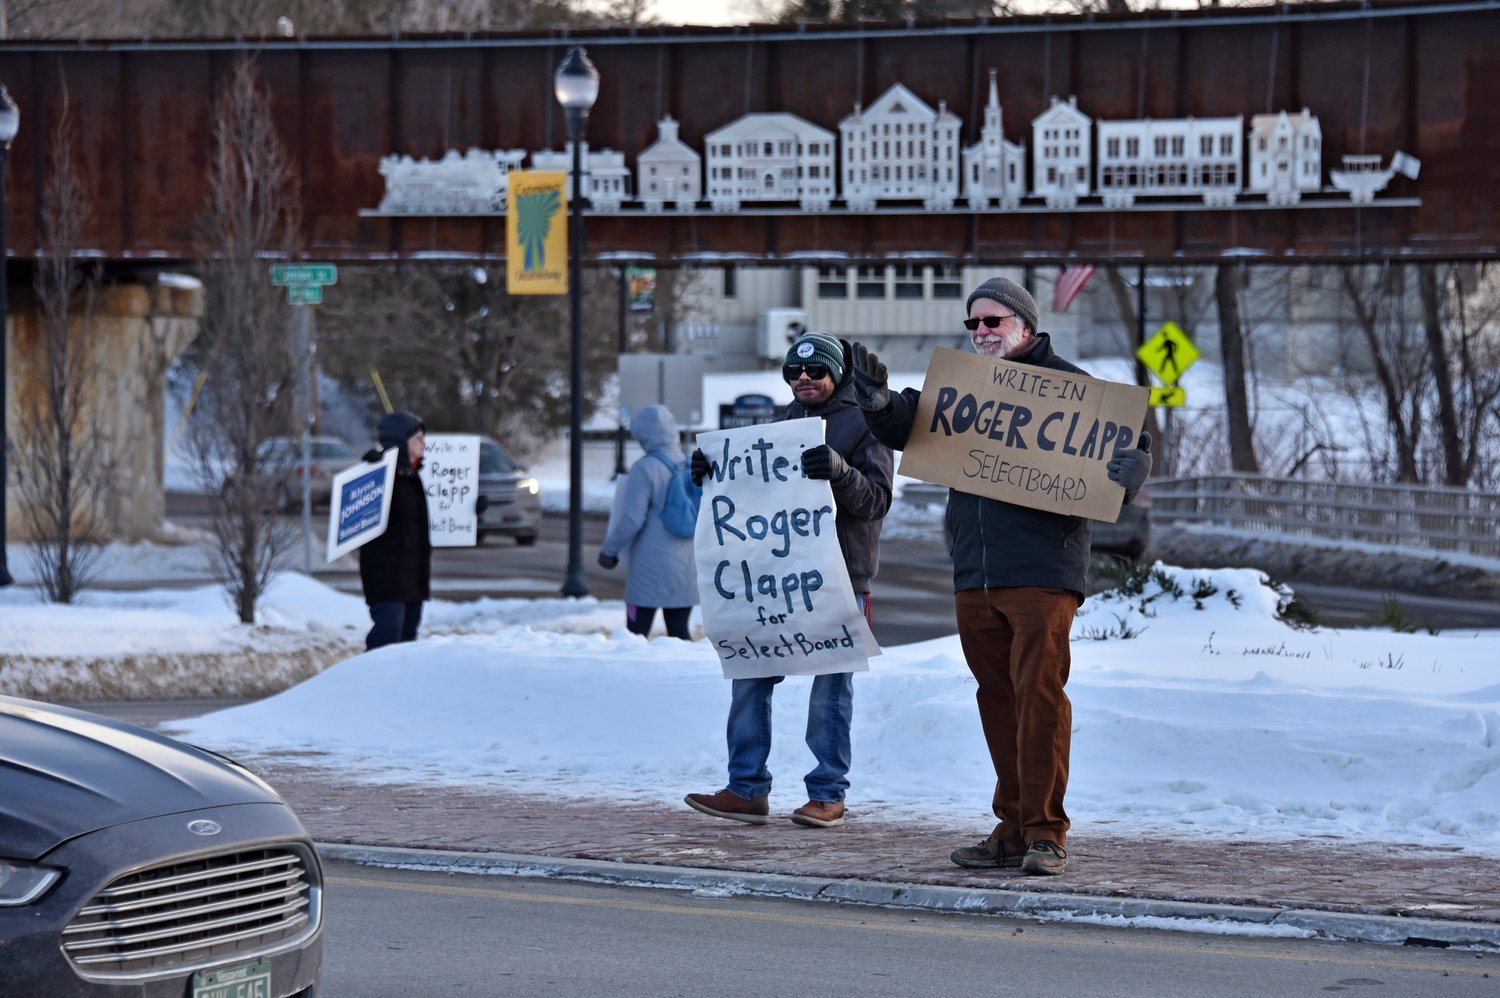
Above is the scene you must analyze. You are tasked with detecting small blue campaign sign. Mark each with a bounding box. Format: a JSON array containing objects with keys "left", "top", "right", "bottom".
[{"left": 325, "top": 448, "right": 398, "bottom": 562}]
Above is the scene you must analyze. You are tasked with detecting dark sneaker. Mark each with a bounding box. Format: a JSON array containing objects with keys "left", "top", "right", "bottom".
[
  {"left": 790, "top": 800, "right": 845, "bottom": 828},
  {"left": 950, "top": 837, "right": 1024, "bottom": 869},
  {"left": 1021, "top": 840, "right": 1068, "bottom": 876},
  {"left": 684, "top": 789, "right": 771, "bottom": 825}
]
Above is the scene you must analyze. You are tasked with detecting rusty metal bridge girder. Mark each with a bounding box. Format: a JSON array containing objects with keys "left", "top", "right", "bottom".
[{"left": 0, "top": 2, "right": 1495, "bottom": 268}]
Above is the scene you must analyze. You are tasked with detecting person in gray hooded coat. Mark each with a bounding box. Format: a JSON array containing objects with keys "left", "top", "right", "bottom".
[{"left": 597, "top": 404, "right": 699, "bottom": 640}]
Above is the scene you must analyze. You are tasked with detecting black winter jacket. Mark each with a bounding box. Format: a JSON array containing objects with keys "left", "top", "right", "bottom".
[
  {"left": 863, "top": 333, "right": 1092, "bottom": 601},
  {"left": 359, "top": 466, "right": 432, "bottom": 605},
  {"left": 783, "top": 340, "right": 895, "bottom": 593}
]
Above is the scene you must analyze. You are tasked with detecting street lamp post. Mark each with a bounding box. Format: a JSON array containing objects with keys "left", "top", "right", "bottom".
[
  {"left": 0, "top": 85, "right": 19, "bottom": 588},
  {"left": 554, "top": 46, "right": 599, "bottom": 599}
]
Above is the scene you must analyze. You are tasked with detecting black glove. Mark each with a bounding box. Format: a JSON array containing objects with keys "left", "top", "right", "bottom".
[
  {"left": 597, "top": 552, "right": 619, "bottom": 570},
  {"left": 689, "top": 449, "right": 711, "bottom": 487},
  {"left": 850, "top": 341, "right": 891, "bottom": 413},
  {"left": 801, "top": 444, "right": 848, "bottom": 481},
  {"left": 1106, "top": 430, "right": 1153, "bottom": 496},
  {"left": 475, "top": 495, "right": 490, "bottom": 516}
]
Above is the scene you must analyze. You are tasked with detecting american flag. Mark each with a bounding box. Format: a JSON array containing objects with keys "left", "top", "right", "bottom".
[{"left": 1052, "top": 264, "right": 1097, "bottom": 313}]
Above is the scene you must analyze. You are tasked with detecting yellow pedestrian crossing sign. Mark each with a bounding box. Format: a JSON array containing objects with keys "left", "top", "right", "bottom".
[
  {"left": 1137, "top": 322, "right": 1199, "bottom": 385},
  {"left": 1150, "top": 385, "right": 1187, "bottom": 407}
]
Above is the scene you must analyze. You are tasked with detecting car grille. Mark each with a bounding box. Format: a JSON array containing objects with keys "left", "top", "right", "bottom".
[{"left": 61, "top": 847, "right": 317, "bottom": 977}]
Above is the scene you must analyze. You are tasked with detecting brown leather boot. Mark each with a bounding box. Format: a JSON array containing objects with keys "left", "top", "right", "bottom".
[
  {"left": 790, "top": 799, "right": 846, "bottom": 828},
  {"left": 684, "top": 789, "right": 771, "bottom": 825}
]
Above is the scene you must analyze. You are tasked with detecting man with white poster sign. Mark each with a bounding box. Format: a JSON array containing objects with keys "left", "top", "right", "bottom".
[
  {"left": 684, "top": 332, "right": 893, "bottom": 830},
  {"left": 852, "top": 278, "right": 1152, "bottom": 876}
]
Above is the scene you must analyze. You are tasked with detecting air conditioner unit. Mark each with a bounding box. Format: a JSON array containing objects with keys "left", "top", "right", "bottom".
[{"left": 756, "top": 308, "right": 808, "bottom": 361}]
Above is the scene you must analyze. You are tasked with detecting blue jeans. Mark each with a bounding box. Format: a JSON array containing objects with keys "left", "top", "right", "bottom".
[
  {"left": 367, "top": 600, "right": 423, "bottom": 651},
  {"left": 724, "top": 593, "right": 868, "bottom": 804}
]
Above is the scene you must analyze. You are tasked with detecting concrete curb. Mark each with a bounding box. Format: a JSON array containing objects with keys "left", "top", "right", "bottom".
[{"left": 317, "top": 843, "right": 1499, "bottom": 951}]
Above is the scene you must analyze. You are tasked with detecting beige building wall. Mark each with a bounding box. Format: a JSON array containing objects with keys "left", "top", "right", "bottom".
[{"left": 4, "top": 278, "right": 201, "bottom": 545}]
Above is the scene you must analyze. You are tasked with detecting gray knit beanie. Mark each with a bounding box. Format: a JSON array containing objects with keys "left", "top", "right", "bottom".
[
  {"left": 965, "top": 277, "right": 1040, "bottom": 333},
  {"left": 784, "top": 331, "right": 846, "bottom": 383}
]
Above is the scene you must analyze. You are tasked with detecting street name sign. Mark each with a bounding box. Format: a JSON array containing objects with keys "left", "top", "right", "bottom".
[
  {"left": 285, "top": 284, "right": 323, "bottom": 305},
  {"left": 270, "top": 263, "right": 338, "bottom": 287}
]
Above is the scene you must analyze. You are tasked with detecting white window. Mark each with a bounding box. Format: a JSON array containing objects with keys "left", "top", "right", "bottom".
[
  {"left": 933, "top": 264, "right": 962, "bottom": 300},
  {"left": 856, "top": 265, "right": 886, "bottom": 300},
  {"left": 894, "top": 264, "right": 923, "bottom": 300},
  {"left": 817, "top": 265, "right": 848, "bottom": 299}
]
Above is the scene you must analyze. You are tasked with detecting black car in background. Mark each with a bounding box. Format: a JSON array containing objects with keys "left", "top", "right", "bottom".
[{"left": 0, "top": 696, "right": 322, "bottom": 997}]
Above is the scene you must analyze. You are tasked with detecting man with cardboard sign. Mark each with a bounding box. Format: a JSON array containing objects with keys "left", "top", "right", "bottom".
[
  {"left": 851, "top": 277, "right": 1152, "bottom": 877},
  {"left": 897, "top": 347, "right": 1148, "bottom": 523},
  {"left": 685, "top": 332, "right": 893, "bottom": 831}
]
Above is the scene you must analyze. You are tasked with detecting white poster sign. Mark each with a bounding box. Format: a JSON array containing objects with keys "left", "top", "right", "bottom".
[
  {"left": 326, "top": 448, "right": 398, "bottom": 562},
  {"left": 695, "top": 420, "right": 879, "bottom": 679},
  {"left": 420, "top": 433, "right": 482, "bottom": 547}
]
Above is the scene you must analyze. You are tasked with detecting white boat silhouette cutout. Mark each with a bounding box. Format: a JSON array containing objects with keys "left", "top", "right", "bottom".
[{"left": 1330, "top": 151, "right": 1421, "bottom": 203}]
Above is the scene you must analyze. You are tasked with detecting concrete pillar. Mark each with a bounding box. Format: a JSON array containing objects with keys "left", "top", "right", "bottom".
[{"left": 4, "top": 277, "right": 201, "bottom": 543}]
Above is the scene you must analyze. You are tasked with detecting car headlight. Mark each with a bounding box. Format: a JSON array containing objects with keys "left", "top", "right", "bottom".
[
  {"left": 517, "top": 477, "right": 540, "bottom": 495},
  {"left": 0, "top": 860, "right": 61, "bottom": 906}
]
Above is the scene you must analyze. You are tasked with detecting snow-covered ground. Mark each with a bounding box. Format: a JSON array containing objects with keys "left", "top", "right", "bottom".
[
  {"left": 3, "top": 561, "right": 1495, "bottom": 856},
  {"left": 6, "top": 353, "right": 1488, "bottom": 858}
]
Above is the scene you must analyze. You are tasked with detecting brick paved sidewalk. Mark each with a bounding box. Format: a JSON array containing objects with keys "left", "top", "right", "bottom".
[{"left": 248, "top": 759, "right": 1500, "bottom": 929}]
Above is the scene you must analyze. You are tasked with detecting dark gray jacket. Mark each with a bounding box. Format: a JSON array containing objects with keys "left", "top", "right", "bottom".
[
  {"left": 783, "top": 341, "right": 894, "bottom": 593},
  {"left": 863, "top": 332, "right": 1092, "bottom": 601}
]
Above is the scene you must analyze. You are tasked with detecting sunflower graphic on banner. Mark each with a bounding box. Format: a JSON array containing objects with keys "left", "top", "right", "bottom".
[{"left": 506, "top": 171, "right": 567, "bottom": 295}]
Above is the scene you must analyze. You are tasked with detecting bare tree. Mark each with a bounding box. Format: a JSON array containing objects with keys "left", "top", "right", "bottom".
[
  {"left": 1215, "top": 263, "right": 1258, "bottom": 472},
  {"left": 1336, "top": 263, "right": 1424, "bottom": 483},
  {"left": 1416, "top": 263, "right": 1500, "bottom": 488},
  {"left": 317, "top": 263, "right": 705, "bottom": 459},
  {"left": 12, "top": 88, "right": 110, "bottom": 602},
  {"left": 186, "top": 57, "right": 303, "bottom": 624},
  {"left": 1101, "top": 264, "right": 1163, "bottom": 451}
]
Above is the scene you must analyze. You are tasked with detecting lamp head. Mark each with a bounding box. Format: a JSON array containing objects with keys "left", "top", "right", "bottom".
[
  {"left": 0, "top": 85, "right": 19, "bottom": 145},
  {"left": 553, "top": 46, "right": 599, "bottom": 112}
]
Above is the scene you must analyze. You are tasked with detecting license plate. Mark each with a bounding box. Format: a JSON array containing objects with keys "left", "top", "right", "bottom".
[{"left": 192, "top": 960, "right": 271, "bottom": 998}]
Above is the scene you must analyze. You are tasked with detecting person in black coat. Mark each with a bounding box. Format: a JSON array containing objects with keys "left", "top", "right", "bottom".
[{"left": 359, "top": 411, "right": 432, "bottom": 651}]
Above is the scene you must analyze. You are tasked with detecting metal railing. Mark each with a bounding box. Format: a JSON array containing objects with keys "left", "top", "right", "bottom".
[{"left": 1149, "top": 474, "right": 1500, "bottom": 561}]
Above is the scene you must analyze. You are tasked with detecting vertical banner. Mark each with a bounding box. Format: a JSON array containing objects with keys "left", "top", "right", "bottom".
[
  {"left": 694, "top": 421, "right": 879, "bottom": 679},
  {"left": 625, "top": 265, "right": 657, "bottom": 312},
  {"left": 506, "top": 170, "right": 568, "bottom": 295},
  {"left": 326, "top": 449, "right": 398, "bottom": 562},
  {"left": 420, "top": 434, "right": 482, "bottom": 547}
]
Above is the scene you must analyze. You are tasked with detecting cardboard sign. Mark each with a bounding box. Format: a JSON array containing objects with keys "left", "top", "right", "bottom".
[
  {"left": 420, "top": 434, "right": 481, "bottom": 547},
  {"left": 326, "top": 448, "right": 398, "bottom": 561},
  {"left": 694, "top": 421, "right": 880, "bottom": 679},
  {"left": 898, "top": 347, "right": 1150, "bottom": 523}
]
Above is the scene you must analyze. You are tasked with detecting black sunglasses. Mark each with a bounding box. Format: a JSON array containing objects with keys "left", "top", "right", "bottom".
[
  {"left": 783, "top": 363, "right": 830, "bottom": 381},
  {"left": 963, "top": 313, "right": 1018, "bottom": 331}
]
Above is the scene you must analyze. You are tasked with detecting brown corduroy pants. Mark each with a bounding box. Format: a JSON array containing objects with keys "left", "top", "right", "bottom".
[{"left": 954, "top": 586, "right": 1079, "bottom": 851}]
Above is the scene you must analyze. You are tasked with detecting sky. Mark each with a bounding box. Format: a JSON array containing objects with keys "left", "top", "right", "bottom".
[{"left": 647, "top": 0, "right": 757, "bottom": 26}]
